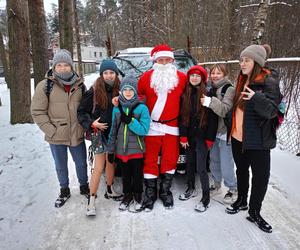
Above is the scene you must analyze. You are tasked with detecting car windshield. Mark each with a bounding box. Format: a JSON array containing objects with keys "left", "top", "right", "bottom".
[{"left": 113, "top": 53, "right": 195, "bottom": 78}]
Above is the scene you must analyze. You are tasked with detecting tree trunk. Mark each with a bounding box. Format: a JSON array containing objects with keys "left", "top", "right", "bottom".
[
  {"left": 7, "top": 0, "right": 32, "bottom": 124},
  {"left": 0, "top": 30, "right": 11, "bottom": 88},
  {"left": 73, "top": 0, "right": 83, "bottom": 79},
  {"left": 28, "top": 0, "right": 49, "bottom": 88},
  {"left": 252, "top": 0, "right": 269, "bottom": 45},
  {"left": 58, "top": 0, "right": 73, "bottom": 55}
]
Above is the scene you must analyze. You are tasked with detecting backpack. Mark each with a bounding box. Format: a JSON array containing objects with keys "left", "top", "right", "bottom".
[
  {"left": 44, "top": 78, "right": 86, "bottom": 99},
  {"left": 273, "top": 92, "right": 285, "bottom": 130},
  {"left": 210, "top": 83, "right": 233, "bottom": 131}
]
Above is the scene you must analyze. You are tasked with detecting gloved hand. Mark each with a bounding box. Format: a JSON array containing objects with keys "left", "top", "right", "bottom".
[
  {"left": 107, "top": 153, "right": 115, "bottom": 164},
  {"left": 205, "top": 140, "right": 214, "bottom": 150},
  {"left": 120, "top": 112, "right": 132, "bottom": 124}
]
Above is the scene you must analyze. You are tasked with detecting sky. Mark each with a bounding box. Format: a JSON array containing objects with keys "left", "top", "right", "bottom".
[{"left": 0, "top": 0, "right": 58, "bottom": 13}]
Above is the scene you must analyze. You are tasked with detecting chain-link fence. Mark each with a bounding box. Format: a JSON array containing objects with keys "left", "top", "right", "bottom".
[{"left": 200, "top": 58, "right": 300, "bottom": 155}]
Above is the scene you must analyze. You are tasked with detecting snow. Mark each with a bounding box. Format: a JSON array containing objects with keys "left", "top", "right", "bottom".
[{"left": 0, "top": 74, "right": 300, "bottom": 250}]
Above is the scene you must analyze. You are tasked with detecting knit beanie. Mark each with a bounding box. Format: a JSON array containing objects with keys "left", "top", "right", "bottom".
[
  {"left": 99, "top": 59, "right": 119, "bottom": 75},
  {"left": 119, "top": 75, "right": 138, "bottom": 107},
  {"left": 52, "top": 49, "right": 73, "bottom": 69},
  {"left": 240, "top": 44, "right": 271, "bottom": 67},
  {"left": 187, "top": 65, "right": 208, "bottom": 84}
]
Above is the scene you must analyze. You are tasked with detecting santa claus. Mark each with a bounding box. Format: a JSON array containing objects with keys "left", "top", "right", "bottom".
[{"left": 138, "top": 44, "right": 187, "bottom": 210}]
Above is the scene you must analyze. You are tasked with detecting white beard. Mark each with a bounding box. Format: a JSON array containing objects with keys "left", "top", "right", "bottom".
[{"left": 150, "top": 63, "right": 178, "bottom": 94}]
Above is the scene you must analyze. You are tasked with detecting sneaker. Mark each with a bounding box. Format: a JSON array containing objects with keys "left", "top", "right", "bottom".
[
  {"left": 86, "top": 195, "right": 96, "bottom": 216},
  {"left": 80, "top": 184, "right": 90, "bottom": 199},
  {"left": 223, "top": 189, "right": 238, "bottom": 204},
  {"left": 54, "top": 187, "right": 71, "bottom": 208},
  {"left": 194, "top": 192, "right": 210, "bottom": 213},
  {"left": 247, "top": 210, "right": 272, "bottom": 233},
  {"left": 104, "top": 185, "right": 123, "bottom": 201},
  {"left": 225, "top": 198, "right": 248, "bottom": 214},
  {"left": 210, "top": 184, "right": 221, "bottom": 197},
  {"left": 179, "top": 186, "right": 197, "bottom": 201},
  {"left": 119, "top": 194, "right": 133, "bottom": 211}
]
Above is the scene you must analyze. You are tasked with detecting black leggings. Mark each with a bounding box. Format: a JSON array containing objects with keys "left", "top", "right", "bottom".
[
  {"left": 121, "top": 158, "right": 144, "bottom": 194},
  {"left": 231, "top": 137, "right": 270, "bottom": 212}
]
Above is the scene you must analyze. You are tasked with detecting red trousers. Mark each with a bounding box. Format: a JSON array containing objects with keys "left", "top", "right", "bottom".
[{"left": 144, "top": 134, "right": 179, "bottom": 177}]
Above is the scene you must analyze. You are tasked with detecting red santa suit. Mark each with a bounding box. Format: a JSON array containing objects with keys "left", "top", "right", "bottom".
[{"left": 138, "top": 69, "right": 186, "bottom": 178}]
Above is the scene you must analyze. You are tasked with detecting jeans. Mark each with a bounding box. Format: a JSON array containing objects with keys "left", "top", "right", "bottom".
[
  {"left": 50, "top": 141, "right": 88, "bottom": 188},
  {"left": 185, "top": 137, "right": 209, "bottom": 192},
  {"left": 210, "top": 138, "right": 237, "bottom": 189}
]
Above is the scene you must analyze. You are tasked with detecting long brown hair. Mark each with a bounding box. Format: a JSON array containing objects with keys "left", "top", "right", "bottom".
[
  {"left": 233, "top": 62, "right": 262, "bottom": 111},
  {"left": 180, "top": 82, "right": 208, "bottom": 129},
  {"left": 93, "top": 75, "right": 120, "bottom": 109}
]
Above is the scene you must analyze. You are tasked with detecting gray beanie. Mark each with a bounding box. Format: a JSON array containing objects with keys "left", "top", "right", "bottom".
[
  {"left": 240, "top": 45, "right": 267, "bottom": 67},
  {"left": 52, "top": 49, "right": 73, "bottom": 68},
  {"left": 120, "top": 75, "right": 138, "bottom": 95}
]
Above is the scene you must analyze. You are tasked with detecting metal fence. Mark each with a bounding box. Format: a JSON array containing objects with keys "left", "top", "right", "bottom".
[{"left": 200, "top": 58, "right": 300, "bottom": 155}]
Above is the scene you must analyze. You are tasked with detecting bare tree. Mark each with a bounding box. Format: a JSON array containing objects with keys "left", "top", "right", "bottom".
[
  {"left": 6, "top": 0, "right": 32, "bottom": 124},
  {"left": 28, "top": 0, "right": 49, "bottom": 88},
  {"left": 0, "top": 30, "right": 10, "bottom": 88},
  {"left": 73, "top": 0, "right": 83, "bottom": 78},
  {"left": 58, "top": 0, "right": 74, "bottom": 55},
  {"left": 252, "top": 0, "right": 269, "bottom": 44}
]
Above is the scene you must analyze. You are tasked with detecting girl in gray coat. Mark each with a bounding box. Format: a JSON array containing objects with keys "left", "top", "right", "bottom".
[{"left": 201, "top": 64, "right": 237, "bottom": 204}]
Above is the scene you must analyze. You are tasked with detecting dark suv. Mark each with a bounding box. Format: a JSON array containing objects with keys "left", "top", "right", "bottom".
[{"left": 112, "top": 47, "right": 197, "bottom": 172}]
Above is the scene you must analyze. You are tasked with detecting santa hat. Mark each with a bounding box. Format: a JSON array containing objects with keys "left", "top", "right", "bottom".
[
  {"left": 150, "top": 44, "right": 174, "bottom": 61},
  {"left": 187, "top": 65, "right": 208, "bottom": 84}
]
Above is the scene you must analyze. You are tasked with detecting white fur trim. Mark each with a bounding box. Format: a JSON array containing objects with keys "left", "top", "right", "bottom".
[
  {"left": 151, "top": 92, "right": 167, "bottom": 121},
  {"left": 154, "top": 51, "right": 174, "bottom": 60},
  {"left": 144, "top": 174, "right": 158, "bottom": 179},
  {"left": 166, "top": 170, "right": 175, "bottom": 174},
  {"left": 147, "top": 122, "right": 179, "bottom": 136}
]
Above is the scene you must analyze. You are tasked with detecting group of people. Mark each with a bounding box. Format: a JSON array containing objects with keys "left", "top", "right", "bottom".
[{"left": 31, "top": 43, "right": 281, "bottom": 234}]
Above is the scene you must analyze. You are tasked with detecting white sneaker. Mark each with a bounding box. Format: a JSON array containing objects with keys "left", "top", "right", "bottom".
[
  {"left": 194, "top": 202, "right": 209, "bottom": 213},
  {"left": 86, "top": 195, "right": 96, "bottom": 216},
  {"left": 210, "top": 185, "right": 221, "bottom": 197},
  {"left": 104, "top": 185, "right": 123, "bottom": 201},
  {"left": 223, "top": 189, "right": 238, "bottom": 204}
]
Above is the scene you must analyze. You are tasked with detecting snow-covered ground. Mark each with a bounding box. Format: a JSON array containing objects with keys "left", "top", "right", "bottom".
[{"left": 0, "top": 74, "right": 300, "bottom": 250}]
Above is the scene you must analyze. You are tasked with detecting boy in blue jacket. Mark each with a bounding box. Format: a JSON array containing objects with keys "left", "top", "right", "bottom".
[{"left": 108, "top": 75, "right": 150, "bottom": 212}]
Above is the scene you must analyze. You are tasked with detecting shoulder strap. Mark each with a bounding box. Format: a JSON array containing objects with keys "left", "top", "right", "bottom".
[
  {"left": 45, "top": 79, "right": 54, "bottom": 98},
  {"left": 220, "top": 84, "right": 232, "bottom": 98}
]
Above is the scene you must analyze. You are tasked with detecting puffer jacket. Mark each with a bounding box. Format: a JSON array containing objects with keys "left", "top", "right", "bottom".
[
  {"left": 233, "top": 68, "right": 281, "bottom": 150},
  {"left": 77, "top": 84, "right": 115, "bottom": 139},
  {"left": 31, "top": 69, "right": 85, "bottom": 146},
  {"left": 107, "top": 103, "right": 150, "bottom": 156},
  {"left": 209, "top": 78, "right": 235, "bottom": 135}
]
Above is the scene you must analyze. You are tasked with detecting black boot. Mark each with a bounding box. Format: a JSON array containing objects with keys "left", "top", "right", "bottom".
[
  {"left": 159, "top": 174, "right": 174, "bottom": 209},
  {"left": 80, "top": 183, "right": 90, "bottom": 199},
  {"left": 142, "top": 178, "right": 157, "bottom": 211},
  {"left": 194, "top": 190, "right": 210, "bottom": 212},
  {"left": 247, "top": 209, "right": 272, "bottom": 233},
  {"left": 225, "top": 196, "right": 248, "bottom": 214},
  {"left": 55, "top": 187, "right": 71, "bottom": 208}
]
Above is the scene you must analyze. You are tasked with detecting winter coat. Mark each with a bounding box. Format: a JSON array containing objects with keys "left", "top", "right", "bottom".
[
  {"left": 107, "top": 103, "right": 150, "bottom": 157},
  {"left": 31, "top": 69, "right": 85, "bottom": 146},
  {"left": 179, "top": 86, "right": 218, "bottom": 142},
  {"left": 232, "top": 68, "right": 281, "bottom": 150},
  {"left": 77, "top": 84, "right": 115, "bottom": 139},
  {"left": 209, "top": 78, "right": 235, "bottom": 135}
]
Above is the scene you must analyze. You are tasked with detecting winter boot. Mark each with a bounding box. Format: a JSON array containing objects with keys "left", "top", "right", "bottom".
[
  {"left": 194, "top": 190, "right": 210, "bottom": 212},
  {"left": 86, "top": 194, "right": 96, "bottom": 216},
  {"left": 119, "top": 193, "right": 133, "bottom": 211},
  {"left": 104, "top": 184, "right": 123, "bottom": 201},
  {"left": 129, "top": 193, "right": 143, "bottom": 213},
  {"left": 54, "top": 187, "right": 71, "bottom": 208},
  {"left": 223, "top": 189, "right": 238, "bottom": 204},
  {"left": 225, "top": 196, "right": 248, "bottom": 214},
  {"left": 80, "top": 183, "right": 90, "bottom": 199},
  {"left": 142, "top": 178, "right": 157, "bottom": 212},
  {"left": 247, "top": 209, "right": 272, "bottom": 233},
  {"left": 179, "top": 183, "right": 197, "bottom": 201},
  {"left": 159, "top": 174, "right": 174, "bottom": 209}
]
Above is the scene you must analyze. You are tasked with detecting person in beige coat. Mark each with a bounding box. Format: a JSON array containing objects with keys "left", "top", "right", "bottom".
[{"left": 31, "top": 49, "right": 89, "bottom": 208}]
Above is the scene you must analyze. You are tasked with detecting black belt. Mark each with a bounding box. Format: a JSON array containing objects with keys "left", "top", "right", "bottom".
[{"left": 152, "top": 116, "right": 178, "bottom": 124}]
